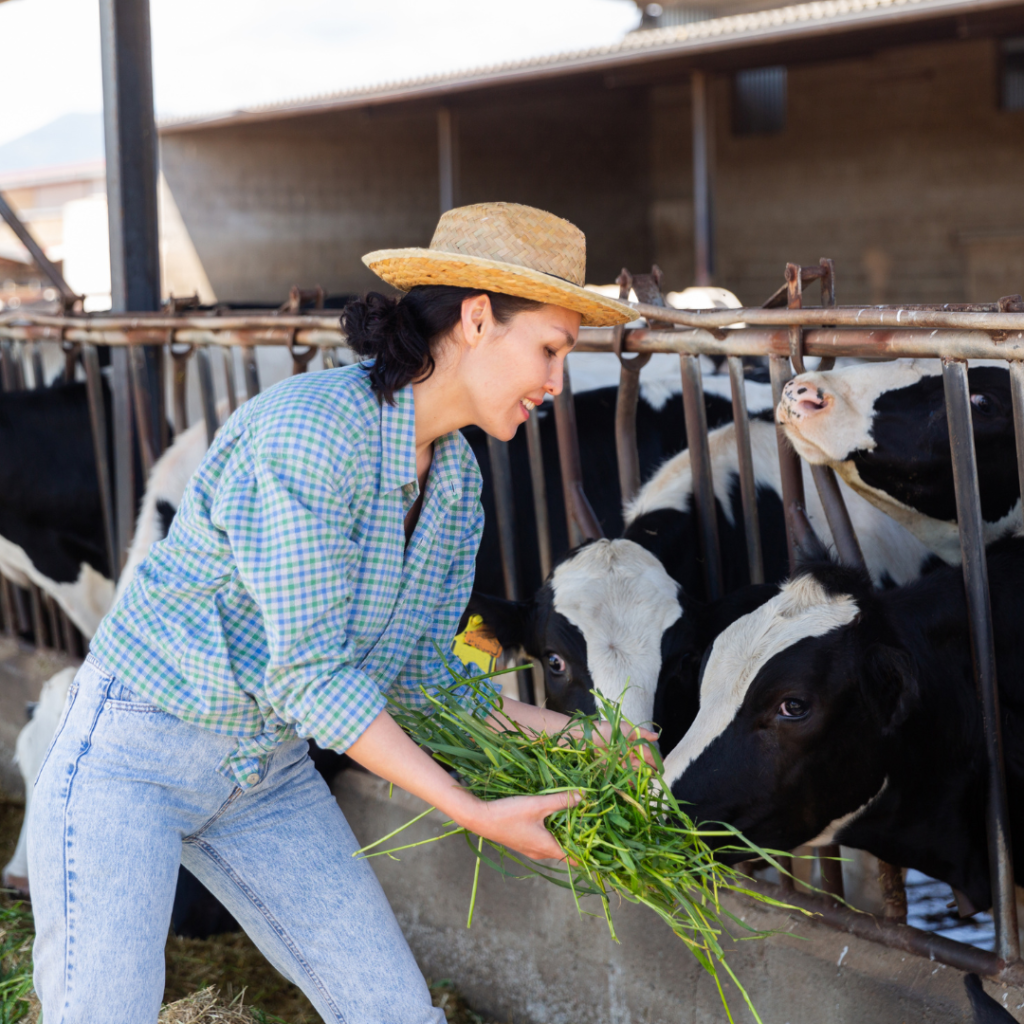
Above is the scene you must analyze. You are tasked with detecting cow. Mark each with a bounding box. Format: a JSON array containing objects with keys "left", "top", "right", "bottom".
[
  {"left": 661, "top": 533, "right": 1024, "bottom": 918},
  {"left": 777, "top": 359, "right": 1019, "bottom": 565},
  {"left": 470, "top": 416, "right": 934, "bottom": 750}
]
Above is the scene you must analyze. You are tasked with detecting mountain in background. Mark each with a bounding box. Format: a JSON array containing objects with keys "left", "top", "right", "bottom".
[{"left": 0, "top": 113, "right": 104, "bottom": 174}]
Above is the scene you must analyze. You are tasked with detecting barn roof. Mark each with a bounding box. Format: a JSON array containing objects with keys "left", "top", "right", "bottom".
[{"left": 160, "top": 0, "right": 1024, "bottom": 134}]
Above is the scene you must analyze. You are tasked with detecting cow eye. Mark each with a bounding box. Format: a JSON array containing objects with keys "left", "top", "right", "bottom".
[
  {"left": 970, "top": 393, "right": 992, "bottom": 414},
  {"left": 778, "top": 698, "right": 809, "bottom": 719},
  {"left": 546, "top": 652, "right": 566, "bottom": 675}
]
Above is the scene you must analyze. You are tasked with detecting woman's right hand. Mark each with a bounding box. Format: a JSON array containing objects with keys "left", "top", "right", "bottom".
[{"left": 460, "top": 791, "right": 580, "bottom": 862}]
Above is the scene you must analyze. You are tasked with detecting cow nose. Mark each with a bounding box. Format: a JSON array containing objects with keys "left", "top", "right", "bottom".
[{"left": 781, "top": 379, "right": 830, "bottom": 420}]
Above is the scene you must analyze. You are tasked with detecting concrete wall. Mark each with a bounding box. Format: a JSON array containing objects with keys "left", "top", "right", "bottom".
[
  {"left": 335, "top": 771, "right": 1024, "bottom": 1024},
  {"left": 650, "top": 38, "right": 1024, "bottom": 304}
]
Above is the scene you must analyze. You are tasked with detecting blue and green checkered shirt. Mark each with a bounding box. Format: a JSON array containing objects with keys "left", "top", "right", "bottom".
[{"left": 91, "top": 364, "right": 485, "bottom": 789}]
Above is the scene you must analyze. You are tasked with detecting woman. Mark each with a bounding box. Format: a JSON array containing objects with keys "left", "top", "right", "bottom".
[{"left": 28, "top": 202, "right": 643, "bottom": 1023}]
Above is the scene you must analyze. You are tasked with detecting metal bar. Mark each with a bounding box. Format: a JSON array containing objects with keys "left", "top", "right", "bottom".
[
  {"left": 30, "top": 343, "right": 45, "bottom": 389},
  {"left": 111, "top": 347, "right": 135, "bottom": 570},
  {"left": 241, "top": 345, "right": 261, "bottom": 399},
  {"left": 29, "top": 585, "right": 45, "bottom": 649},
  {"left": 0, "top": 191, "right": 78, "bottom": 305},
  {"left": 222, "top": 346, "right": 238, "bottom": 415},
  {"left": 614, "top": 360, "right": 644, "bottom": 505},
  {"left": 486, "top": 436, "right": 520, "bottom": 602},
  {"left": 770, "top": 361, "right": 806, "bottom": 576},
  {"left": 553, "top": 363, "right": 602, "bottom": 547},
  {"left": 745, "top": 878, "right": 1022, "bottom": 983},
  {"left": 691, "top": 70, "right": 714, "bottom": 286},
  {"left": 82, "top": 345, "right": 117, "bottom": 582},
  {"left": 60, "top": 609, "right": 78, "bottom": 657},
  {"left": 525, "top": 410, "right": 552, "bottom": 581},
  {"left": 679, "top": 354, "right": 723, "bottom": 601},
  {"left": 810, "top": 465, "right": 866, "bottom": 569},
  {"left": 43, "top": 592, "right": 62, "bottom": 652},
  {"left": 437, "top": 106, "right": 458, "bottom": 214},
  {"left": 128, "top": 345, "right": 155, "bottom": 479},
  {"left": 1009, "top": 360, "right": 1024, "bottom": 533},
  {"left": 727, "top": 356, "right": 764, "bottom": 585},
  {"left": 171, "top": 345, "right": 191, "bottom": 431},
  {"left": 195, "top": 344, "right": 219, "bottom": 446},
  {"left": 0, "top": 579, "right": 14, "bottom": 637},
  {"left": 0, "top": 340, "right": 16, "bottom": 390},
  {"left": 12, "top": 587, "right": 30, "bottom": 636},
  {"left": 942, "top": 358, "right": 1020, "bottom": 964}
]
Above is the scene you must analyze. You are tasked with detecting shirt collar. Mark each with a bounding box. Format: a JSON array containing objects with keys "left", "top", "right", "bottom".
[
  {"left": 376, "top": 384, "right": 466, "bottom": 508},
  {"left": 378, "top": 385, "right": 418, "bottom": 496}
]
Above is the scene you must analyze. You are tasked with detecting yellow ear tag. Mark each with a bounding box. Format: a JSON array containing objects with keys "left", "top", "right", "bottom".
[{"left": 451, "top": 614, "right": 502, "bottom": 675}]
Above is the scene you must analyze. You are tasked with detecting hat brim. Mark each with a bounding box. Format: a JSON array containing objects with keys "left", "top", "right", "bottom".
[{"left": 362, "top": 248, "right": 636, "bottom": 328}]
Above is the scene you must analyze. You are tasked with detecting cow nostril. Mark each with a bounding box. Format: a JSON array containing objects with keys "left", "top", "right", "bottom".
[{"left": 795, "top": 393, "right": 829, "bottom": 416}]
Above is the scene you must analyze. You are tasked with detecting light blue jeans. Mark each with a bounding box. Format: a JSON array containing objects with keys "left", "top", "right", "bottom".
[{"left": 28, "top": 656, "right": 444, "bottom": 1024}]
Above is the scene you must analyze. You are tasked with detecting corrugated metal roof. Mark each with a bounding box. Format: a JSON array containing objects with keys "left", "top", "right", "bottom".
[{"left": 160, "top": 0, "right": 1024, "bottom": 134}]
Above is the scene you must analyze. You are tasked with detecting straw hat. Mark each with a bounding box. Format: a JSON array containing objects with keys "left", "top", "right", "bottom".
[{"left": 362, "top": 202, "right": 635, "bottom": 327}]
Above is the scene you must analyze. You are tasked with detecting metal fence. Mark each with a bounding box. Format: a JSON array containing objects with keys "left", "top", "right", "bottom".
[{"left": 0, "top": 259, "right": 1022, "bottom": 983}]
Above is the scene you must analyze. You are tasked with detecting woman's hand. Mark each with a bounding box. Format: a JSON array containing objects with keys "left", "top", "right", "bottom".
[
  {"left": 460, "top": 791, "right": 581, "bottom": 862},
  {"left": 589, "top": 720, "right": 660, "bottom": 767}
]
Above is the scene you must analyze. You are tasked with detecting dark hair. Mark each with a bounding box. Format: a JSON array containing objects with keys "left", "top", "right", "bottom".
[{"left": 341, "top": 285, "right": 543, "bottom": 405}]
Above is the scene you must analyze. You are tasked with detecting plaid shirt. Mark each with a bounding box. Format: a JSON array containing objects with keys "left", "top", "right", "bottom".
[{"left": 91, "top": 365, "right": 485, "bottom": 789}]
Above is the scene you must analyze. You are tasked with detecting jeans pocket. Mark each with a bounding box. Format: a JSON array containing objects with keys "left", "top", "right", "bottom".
[{"left": 33, "top": 680, "right": 79, "bottom": 787}]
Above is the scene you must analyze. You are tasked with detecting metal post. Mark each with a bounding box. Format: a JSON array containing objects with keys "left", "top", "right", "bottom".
[
  {"left": 0, "top": 340, "right": 16, "bottom": 391},
  {"left": 83, "top": 345, "right": 118, "bottom": 580},
  {"left": 438, "top": 107, "right": 458, "bottom": 215},
  {"left": 29, "top": 585, "right": 45, "bottom": 649},
  {"left": 553, "top": 363, "right": 603, "bottom": 547},
  {"left": 30, "top": 343, "right": 45, "bottom": 390},
  {"left": 171, "top": 344, "right": 192, "bottom": 432},
  {"left": 525, "top": 411, "right": 552, "bottom": 581},
  {"left": 0, "top": 190, "right": 78, "bottom": 306},
  {"left": 691, "top": 70, "right": 715, "bottom": 287},
  {"left": 100, "top": 0, "right": 163, "bottom": 506},
  {"left": 727, "top": 355, "right": 764, "bottom": 585},
  {"left": 241, "top": 345, "right": 261, "bottom": 400},
  {"left": 1009, "top": 360, "right": 1024, "bottom": 533},
  {"left": 680, "top": 354, "right": 724, "bottom": 601},
  {"left": 129, "top": 346, "right": 155, "bottom": 479},
  {"left": 196, "top": 345, "right": 219, "bottom": 447},
  {"left": 943, "top": 358, "right": 1020, "bottom": 964},
  {"left": 222, "top": 347, "right": 238, "bottom": 415},
  {"left": 111, "top": 348, "right": 135, "bottom": 567},
  {"left": 43, "top": 592, "right": 62, "bottom": 652},
  {"left": 0, "top": 580, "right": 12, "bottom": 638},
  {"left": 486, "top": 436, "right": 520, "bottom": 602},
  {"left": 612, "top": 270, "right": 651, "bottom": 507}
]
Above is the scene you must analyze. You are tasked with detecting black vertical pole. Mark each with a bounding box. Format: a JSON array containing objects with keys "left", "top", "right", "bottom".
[{"left": 99, "top": 0, "right": 163, "bottom": 569}]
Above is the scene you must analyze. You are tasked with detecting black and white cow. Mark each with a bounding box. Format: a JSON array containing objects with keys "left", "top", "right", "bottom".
[
  {"left": 0, "top": 379, "right": 118, "bottom": 635},
  {"left": 471, "top": 416, "right": 934, "bottom": 750},
  {"left": 777, "top": 359, "right": 1018, "bottom": 565},
  {"left": 662, "top": 534, "right": 1024, "bottom": 915}
]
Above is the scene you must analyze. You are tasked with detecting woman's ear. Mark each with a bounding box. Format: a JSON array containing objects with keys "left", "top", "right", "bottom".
[{"left": 461, "top": 294, "right": 493, "bottom": 350}]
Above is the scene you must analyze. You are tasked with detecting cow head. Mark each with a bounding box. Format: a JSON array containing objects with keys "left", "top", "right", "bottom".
[
  {"left": 776, "top": 359, "right": 1017, "bottom": 563},
  {"left": 663, "top": 563, "right": 918, "bottom": 856},
  {"left": 470, "top": 538, "right": 692, "bottom": 732}
]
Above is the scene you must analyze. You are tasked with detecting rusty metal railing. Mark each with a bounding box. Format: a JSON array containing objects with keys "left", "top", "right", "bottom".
[{"left": 1, "top": 268, "right": 1022, "bottom": 982}]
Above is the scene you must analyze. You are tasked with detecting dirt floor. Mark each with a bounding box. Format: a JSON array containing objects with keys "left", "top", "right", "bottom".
[{"left": 0, "top": 639, "right": 500, "bottom": 1024}]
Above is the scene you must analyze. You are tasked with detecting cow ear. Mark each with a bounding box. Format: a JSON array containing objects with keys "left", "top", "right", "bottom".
[
  {"left": 466, "top": 591, "right": 536, "bottom": 655},
  {"left": 864, "top": 644, "right": 918, "bottom": 735}
]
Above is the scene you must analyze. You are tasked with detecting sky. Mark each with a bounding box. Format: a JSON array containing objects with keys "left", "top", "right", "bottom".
[{"left": 0, "top": 0, "right": 640, "bottom": 147}]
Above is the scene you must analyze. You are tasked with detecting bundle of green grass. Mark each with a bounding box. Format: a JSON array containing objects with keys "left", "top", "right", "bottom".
[{"left": 366, "top": 658, "right": 803, "bottom": 1024}]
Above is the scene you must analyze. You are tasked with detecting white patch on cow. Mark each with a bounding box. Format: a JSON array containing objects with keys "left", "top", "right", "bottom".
[
  {"left": 777, "top": 359, "right": 942, "bottom": 466},
  {"left": 550, "top": 539, "right": 682, "bottom": 728},
  {"left": 3, "top": 667, "right": 76, "bottom": 892},
  {"left": 624, "top": 418, "right": 931, "bottom": 588},
  {"left": 805, "top": 778, "right": 889, "bottom": 847},
  {"left": 115, "top": 420, "right": 207, "bottom": 602},
  {"left": 0, "top": 534, "right": 114, "bottom": 637},
  {"left": 663, "top": 576, "right": 860, "bottom": 787}
]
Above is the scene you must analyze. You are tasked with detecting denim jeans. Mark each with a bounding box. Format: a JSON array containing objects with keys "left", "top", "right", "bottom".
[{"left": 28, "top": 656, "right": 444, "bottom": 1024}]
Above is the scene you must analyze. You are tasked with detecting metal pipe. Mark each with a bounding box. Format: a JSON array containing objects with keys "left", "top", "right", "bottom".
[
  {"left": 129, "top": 345, "right": 155, "bottom": 479},
  {"left": 744, "top": 878, "right": 1022, "bottom": 983},
  {"left": 0, "top": 579, "right": 14, "bottom": 637},
  {"left": 679, "top": 354, "right": 723, "bottom": 600},
  {"left": 942, "top": 358, "right": 1020, "bottom": 964},
  {"left": 810, "top": 464, "right": 866, "bottom": 569},
  {"left": 770, "top": 358, "right": 806, "bottom": 574},
  {"left": 29, "top": 585, "right": 45, "bottom": 649},
  {"left": 0, "top": 340, "right": 16, "bottom": 390},
  {"left": 171, "top": 344, "right": 192, "bottom": 432},
  {"left": 111, "top": 348, "right": 135, "bottom": 570},
  {"left": 222, "top": 346, "right": 238, "bottom": 415},
  {"left": 727, "top": 356, "right": 764, "bottom": 585},
  {"left": 691, "top": 70, "right": 714, "bottom": 286},
  {"left": 553, "top": 363, "right": 602, "bottom": 547},
  {"left": 43, "top": 592, "right": 62, "bottom": 652},
  {"left": 525, "top": 410, "right": 552, "bottom": 581},
  {"left": 195, "top": 345, "right": 219, "bottom": 447},
  {"left": 486, "top": 436, "right": 520, "bottom": 603},
  {"left": 1009, "top": 360, "right": 1024, "bottom": 533},
  {"left": 241, "top": 345, "right": 261, "bottom": 399},
  {"left": 0, "top": 191, "right": 79, "bottom": 305},
  {"left": 614, "top": 358, "right": 646, "bottom": 506},
  {"left": 30, "top": 343, "right": 45, "bottom": 390},
  {"left": 83, "top": 345, "right": 118, "bottom": 582}
]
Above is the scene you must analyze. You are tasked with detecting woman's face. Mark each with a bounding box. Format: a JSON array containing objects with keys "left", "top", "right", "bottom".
[{"left": 456, "top": 296, "right": 582, "bottom": 442}]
